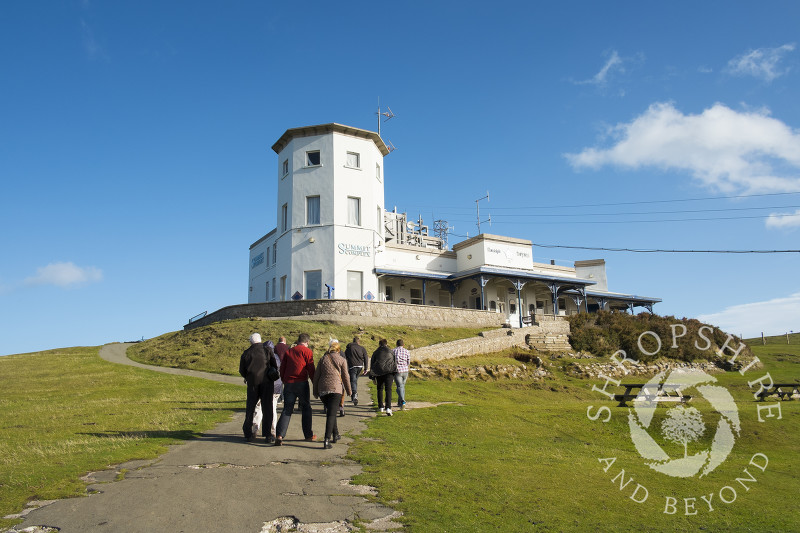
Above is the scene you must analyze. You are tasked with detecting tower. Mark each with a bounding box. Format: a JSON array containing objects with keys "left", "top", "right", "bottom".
[{"left": 249, "top": 124, "right": 390, "bottom": 303}]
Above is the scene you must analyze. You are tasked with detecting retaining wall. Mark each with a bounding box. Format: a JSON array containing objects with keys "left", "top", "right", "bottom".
[
  {"left": 410, "top": 319, "right": 571, "bottom": 362},
  {"left": 184, "top": 300, "right": 509, "bottom": 331}
]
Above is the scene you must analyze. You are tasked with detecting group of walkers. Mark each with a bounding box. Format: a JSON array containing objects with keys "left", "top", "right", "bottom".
[{"left": 239, "top": 332, "right": 411, "bottom": 449}]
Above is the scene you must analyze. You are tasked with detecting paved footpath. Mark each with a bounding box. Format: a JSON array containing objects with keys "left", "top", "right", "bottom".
[{"left": 11, "top": 343, "right": 402, "bottom": 533}]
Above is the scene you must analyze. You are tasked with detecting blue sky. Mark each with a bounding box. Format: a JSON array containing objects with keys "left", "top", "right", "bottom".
[{"left": 2, "top": 1, "right": 799, "bottom": 355}]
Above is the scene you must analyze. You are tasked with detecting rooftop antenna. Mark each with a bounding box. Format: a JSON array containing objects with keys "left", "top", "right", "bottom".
[
  {"left": 476, "top": 191, "right": 491, "bottom": 234},
  {"left": 376, "top": 98, "right": 397, "bottom": 152},
  {"left": 434, "top": 219, "right": 454, "bottom": 248}
]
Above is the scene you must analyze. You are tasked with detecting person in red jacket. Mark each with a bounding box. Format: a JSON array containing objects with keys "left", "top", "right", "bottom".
[{"left": 274, "top": 333, "right": 316, "bottom": 445}]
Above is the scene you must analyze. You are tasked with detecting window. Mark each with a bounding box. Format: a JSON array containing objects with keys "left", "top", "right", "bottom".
[
  {"left": 266, "top": 246, "right": 270, "bottom": 266},
  {"left": 272, "top": 277, "right": 276, "bottom": 300},
  {"left": 376, "top": 163, "right": 381, "bottom": 182},
  {"left": 439, "top": 290, "right": 450, "bottom": 307},
  {"left": 272, "top": 243, "right": 277, "bottom": 265},
  {"left": 347, "top": 196, "right": 361, "bottom": 226},
  {"left": 410, "top": 288, "right": 422, "bottom": 305},
  {"left": 281, "top": 203, "right": 288, "bottom": 232},
  {"left": 489, "top": 301, "right": 497, "bottom": 311},
  {"left": 346, "top": 151, "right": 360, "bottom": 168},
  {"left": 265, "top": 281, "right": 270, "bottom": 300},
  {"left": 377, "top": 206, "right": 382, "bottom": 233},
  {"left": 385, "top": 286, "right": 393, "bottom": 302},
  {"left": 347, "top": 271, "right": 363, "bottom": 300},
  {"left": 306, "top": 150, "right": 321, "bottom": 167},
  {"left": 282, "top": 159, "right": 289, "bottom": 177},
  {"left": 280, "top": 276, "right": 287, "bottom": 301},
  {"left": 306, "top": 196, "right": 320, "bottom": 225},
  {"left": 304, "top": 270, "right": 322, "bottom": 300}
]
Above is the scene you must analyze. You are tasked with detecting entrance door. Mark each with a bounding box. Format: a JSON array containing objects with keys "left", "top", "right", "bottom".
[{"left": 507, "top": 293, "right": 520, "bottom": 327}]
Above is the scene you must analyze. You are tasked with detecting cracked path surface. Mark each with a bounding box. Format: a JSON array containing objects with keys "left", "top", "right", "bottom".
[{"left": 11, "top": 343, "right": 400, "bottom": 533}]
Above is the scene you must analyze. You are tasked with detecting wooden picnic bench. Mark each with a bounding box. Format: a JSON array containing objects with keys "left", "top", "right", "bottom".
[
  {"left": 756, "top": 383, "right": 800, "bottom": 401},
  {"left": 614, "top": 383, "right": 692, "bottom": 407}
]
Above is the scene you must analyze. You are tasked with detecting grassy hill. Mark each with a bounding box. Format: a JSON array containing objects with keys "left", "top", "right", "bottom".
[
  {"left": 128, "top": 318, "right": 491, "bottom": 374},
  {"left": 0, "top": 346, "right": 243, "bottom": 530},
  {"left": 350, "top": 330, "right": 799, "bottom": 532},
  {"left": 2, "top": 321, "right": 797, "bottom": 532}
]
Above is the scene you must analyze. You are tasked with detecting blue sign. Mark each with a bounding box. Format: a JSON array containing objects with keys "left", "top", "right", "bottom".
[
  {"left": 292, "top": 291, "right": 303, "bottom": 300},
  {"left": 250, "top": 252, "right": 264, "bottom": 269},
  {"left": 364, "top": 291, "right": 374, "bottom": 301}
]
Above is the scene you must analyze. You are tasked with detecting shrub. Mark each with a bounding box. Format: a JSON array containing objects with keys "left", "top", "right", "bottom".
[{"left": 567, "top": 311, "right": 752, "bottom": 364}]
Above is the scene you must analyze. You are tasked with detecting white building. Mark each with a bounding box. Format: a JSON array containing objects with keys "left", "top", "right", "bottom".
[{"left": 248, "top": 123, "right": 659, "bottom": 327}]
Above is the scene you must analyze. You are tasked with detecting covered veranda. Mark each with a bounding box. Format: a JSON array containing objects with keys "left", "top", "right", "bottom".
[{"left": 375, "top": 266, "right": 628, "bottom": 328}]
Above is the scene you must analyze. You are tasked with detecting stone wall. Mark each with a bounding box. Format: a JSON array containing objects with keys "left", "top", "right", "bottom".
[
  {"left": 184, "top": 300, "right": 508, "bottom": 331},
  {"left": 409, "top": 319, "right": 571, "bottom": 363}
]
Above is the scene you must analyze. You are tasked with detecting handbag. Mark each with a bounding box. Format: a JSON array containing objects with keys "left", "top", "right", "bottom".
[{"left": 267, "top": 365, "right": 280, "bottom": 381}]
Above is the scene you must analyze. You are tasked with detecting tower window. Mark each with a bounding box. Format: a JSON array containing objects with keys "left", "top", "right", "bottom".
[
  {"left": 346, "top": 152, "right": 360, "bottom": 169},
  {"left": 376, "top": 163, "right": 381, "bottom": 182},
  {"left": 348, "top": 196, "right": 361, "bottom": 226},
  {"left": 281, "top": 203, "right": 288, "bottom": 232},
  {"left": 306, "top": 150, "right": 321, "bottom": 167},
  {"left": 282, "top": 159, "right": 289, "bottom": 177},
  {"left": 306, "top": 196, "right": 320, "bottom": 225}
]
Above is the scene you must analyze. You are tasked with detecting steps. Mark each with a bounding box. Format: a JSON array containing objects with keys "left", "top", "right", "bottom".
[{"left": 410, "top": 319, "right": 573, "bottom": 363}]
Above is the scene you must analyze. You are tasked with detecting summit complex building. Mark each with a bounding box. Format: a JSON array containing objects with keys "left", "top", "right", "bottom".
[{"left": 247, "top": 123, "right": 659, "bottom": 328}]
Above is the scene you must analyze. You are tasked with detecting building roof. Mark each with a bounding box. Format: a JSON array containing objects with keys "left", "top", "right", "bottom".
[
  {"left": 452, "top": 233, "right": 532, "bottom": 251},
  {"left": 271, "top": 123, "right": 390, "bottom": 156},
  {"left": 584, "top": 290, "right": 662, "bottom": 304},
  {"left": 375, "top": 265, "right": 597, "bottom": 287}
]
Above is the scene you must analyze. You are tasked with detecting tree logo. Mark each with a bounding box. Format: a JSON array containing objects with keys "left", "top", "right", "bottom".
[{"left": 628, "top": 369, "right": 741, "bottom": 478}]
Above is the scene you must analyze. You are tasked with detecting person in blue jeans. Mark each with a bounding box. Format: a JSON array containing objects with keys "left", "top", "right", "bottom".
[
  {"left": 274, "top": 333, "right": 316, "bottom": 444},
  {"left": 392, "top": 339, "right": 410, "bottom": 410}
]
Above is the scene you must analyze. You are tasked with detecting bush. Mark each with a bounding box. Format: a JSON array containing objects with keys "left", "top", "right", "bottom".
[{"left": 567, "top": 311, "right": 752, "bottom": 364}]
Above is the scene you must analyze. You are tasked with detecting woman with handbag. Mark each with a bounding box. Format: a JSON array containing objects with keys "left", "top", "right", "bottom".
[{"left": 312, "top": 339, "right": 352, "bottom": 449}]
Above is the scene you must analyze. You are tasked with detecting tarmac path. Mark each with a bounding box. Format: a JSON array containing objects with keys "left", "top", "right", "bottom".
[{"left": 11, "top": 343, "right": 402, "bottom": 532}]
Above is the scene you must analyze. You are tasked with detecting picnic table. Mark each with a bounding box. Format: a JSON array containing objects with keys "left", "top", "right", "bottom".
[
  {"left": 614, "top": 383, "right": 692, "bottom": 407},
  {"left": 756, "top": 383, "right": 800, "bottom": 401}
]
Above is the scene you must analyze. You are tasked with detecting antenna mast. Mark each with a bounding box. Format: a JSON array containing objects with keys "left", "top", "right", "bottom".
[
  {"left": 476, "top": 191, "right": 491, "bottom": 234},
  {"left": 376, "top": 98, "right": 396, "bottom": 151}
]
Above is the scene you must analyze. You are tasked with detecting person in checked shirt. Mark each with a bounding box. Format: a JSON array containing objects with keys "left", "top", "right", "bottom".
[{"left": 392, "top": 339, "right": 410, "bottom": 411}]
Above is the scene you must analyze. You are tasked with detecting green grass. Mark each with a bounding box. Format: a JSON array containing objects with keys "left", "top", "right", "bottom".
[
  {"left": 350, "top": 340, "right": 800, "bottom": 532},
  {"left": 0, "top": 347, "right": 243, "bottom": 529},
  {"left": 128, "top": 318, "right": 491, "bottom": 373}
]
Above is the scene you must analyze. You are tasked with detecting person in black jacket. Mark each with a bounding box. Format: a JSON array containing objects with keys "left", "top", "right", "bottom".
[
  {"left": 370, "top": 338, "right": 397, "bottom": 416},
  {"left": 239, "top": 333, "right": 278, "bottom": 442},
  {"left": 344, "top": 336, "right": 369, "bottom": 406}
]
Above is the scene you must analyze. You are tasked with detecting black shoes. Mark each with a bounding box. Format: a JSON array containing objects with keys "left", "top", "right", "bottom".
[
  {"left": 332, "top": 433, "right": 340, "bottom": 443},
  {"left": 274, "top": 436, "right": 283, "bottom": 446},
  {"left": 323, "top": 439, "right": 333, "bottom": 449},
  {"left": 338, "top": 407, "right": 345, "bottom": 417}
]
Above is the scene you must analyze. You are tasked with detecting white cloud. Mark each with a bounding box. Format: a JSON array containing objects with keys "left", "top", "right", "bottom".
[
  {"left": 80, "top": 19, "right": 108, "bottom": 61},
  {"left": 576, "top": 50, "right": 624, "bottom": 86},
  {"left": 766, "top": 209, "right": 800, "bottom": 229},
  {"left": 727, "top": 43, "right": 795, "bottom": 82},
  {"left": 565, "top": 102, "right": 800, "bottom": 194},
  {"left": 24, "top": 262, "right": 103, "bottom": 288},
  {"left": 697, "top": 292, "right": 800, "bottom": 339}
]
